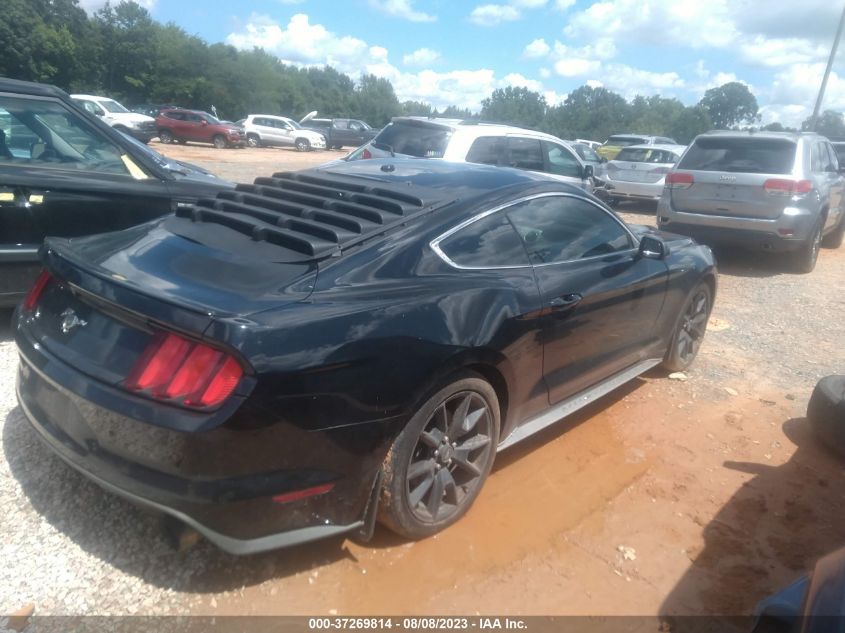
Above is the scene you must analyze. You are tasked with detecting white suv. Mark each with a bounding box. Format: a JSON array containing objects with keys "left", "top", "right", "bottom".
[
  {"left": 71, "top": 94, "right": 157, "bottom": 143},
  {"left": 238, "top": 115, "right": 326, "bottom": 151},
  {"left": 348, "top": 117, "right": 594, "bottom": 191}
]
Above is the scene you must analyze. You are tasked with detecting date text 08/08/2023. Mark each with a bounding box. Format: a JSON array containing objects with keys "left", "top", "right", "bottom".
[{"left": 308, "top": 618, "right": 529, "bottom": 630}]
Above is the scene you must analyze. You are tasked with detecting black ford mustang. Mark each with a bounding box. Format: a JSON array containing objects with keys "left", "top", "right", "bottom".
[{"left": 14, "top": 159, "right": 716, "bottom": 554}]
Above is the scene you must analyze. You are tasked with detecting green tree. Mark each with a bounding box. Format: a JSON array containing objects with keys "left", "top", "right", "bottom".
[
  {"left": 402, "top": 100, "right": 435, "bottom": 117},
  {"left": 480, "top": 86, "right": 546, "bottom": 128},
  {"left": 802, "top": 110, "right": 845, "bottom": 138},
  {"left": 94, "top": 1, "right": 157, "bottom": 102},
  {"left": 544, "top": 85, "right": 630, "bottom": 141},
  {"left": 699, "top": 81, "right": 760, "bottom": 130},
  {"left": 353, "top": 74, "right": 401, "bottom": 126},
  {"left": 669, "top": 106, "right": 712, "bottom": 144}
]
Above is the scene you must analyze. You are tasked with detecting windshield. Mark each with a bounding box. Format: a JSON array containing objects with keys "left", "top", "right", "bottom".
[
  {"left": 373, "top": 121, "right": 452, "bottom": 158},
  {"left": 287, "top": 119, "right": 302, "bottom": 130},
  {"left": 615, "top": 148, "right": 679, "bottom": 163},
  {"left": 574, "top": 143, "right": 601, "bottom": 163},
  {"left": 99, "top": 99, "right": 130, "bottom": 114},
  {"left": 606, "top": 136, "right": 648, "bottom": 147},
  {"left": 678, "top": 137, "right": 796, "bottom": 174}
]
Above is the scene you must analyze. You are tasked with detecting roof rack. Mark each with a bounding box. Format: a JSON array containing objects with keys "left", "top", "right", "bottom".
[{"left": 169, "top": 170, "right": 452, "bottom": 262}]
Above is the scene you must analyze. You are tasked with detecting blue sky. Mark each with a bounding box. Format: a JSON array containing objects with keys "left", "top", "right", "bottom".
[{"left": 82, "top": 0, "right": 845, "bottom": 127}]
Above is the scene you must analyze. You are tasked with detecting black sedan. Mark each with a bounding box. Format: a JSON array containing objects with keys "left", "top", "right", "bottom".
[
  {"left": 14, "top": 159, "right": 716, "bottom": 553},
  {"left": 0, "top": 77, "right": 234, "bottom": 307}
]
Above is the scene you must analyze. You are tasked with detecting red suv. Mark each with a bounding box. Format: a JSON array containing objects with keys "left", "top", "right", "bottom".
[{"left": 155, "top": 109, "right": 245, "bottom": 149}]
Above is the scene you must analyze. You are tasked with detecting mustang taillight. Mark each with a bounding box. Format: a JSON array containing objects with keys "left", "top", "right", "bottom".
[
  {"left": 125, "top": 332, "right": 243, "bottom": 408},
  {"left": 22, "top": 270, "right": 53, "bottom": 311}
]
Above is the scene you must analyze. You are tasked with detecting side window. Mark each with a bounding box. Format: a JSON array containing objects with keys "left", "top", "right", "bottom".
[
  {"left": 542, "top": 141, "right": 582, "bottom": 178},
  {"left": 333, "top": 120, "right": 348, "bottom": 130},
  {"left": 506, "top": 196, "right": 633, "bottom": 264},
  {"left": 0, "top": 95, "right": 131, "bottom": 176},
  {"left": 507, "top": 137, "right": 544, "bottom": 171},
  {"left": 165, "top": 111, "right": 183, "bottom": 121},
  {"left": 349, "top": 120, "right": 363, "bottom": 131},
  {"left": 79, "top": 100, "right": 103, "bottom": 116},
  {"left": 466, "top": 136, "right": 507, "bottom": 166},
  {"left": 438, "top": 212, "right": 530, "bottom": 268},
  {"left": 811, "top": 143, "right": 824, "bottom": 173},
  {"left": 824, "top": 143, "right": 839, "bottom": 172},
  {"left": 187, "top": 113, "right": 203, "bottom": 123}
]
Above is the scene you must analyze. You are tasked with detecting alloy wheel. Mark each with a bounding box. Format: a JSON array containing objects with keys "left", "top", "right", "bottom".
[
  {"left": 676, "top": 289, "right": 709, "bottom": 365},
  {"left": 405, "top": 391, "right": 494, "bottom": 524}
]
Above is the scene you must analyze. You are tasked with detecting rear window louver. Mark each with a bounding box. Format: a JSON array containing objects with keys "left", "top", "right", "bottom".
[{"left": 169, "top": 171, "right": 448, "bottom": 262}]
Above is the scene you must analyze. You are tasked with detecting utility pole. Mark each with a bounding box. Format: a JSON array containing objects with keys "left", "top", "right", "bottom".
[{"left": 809, "top": 1, "right": 845, "bottom": 131}]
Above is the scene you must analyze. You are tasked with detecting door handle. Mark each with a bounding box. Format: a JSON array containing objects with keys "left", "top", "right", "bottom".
[{"left": 549, "top": 293, "right": 582, "bottom": 310}]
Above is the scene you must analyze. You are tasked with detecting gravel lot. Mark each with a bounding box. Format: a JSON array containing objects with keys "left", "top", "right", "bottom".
[{"left": 2, "top": 144, "right": 844, "bottom": 618}]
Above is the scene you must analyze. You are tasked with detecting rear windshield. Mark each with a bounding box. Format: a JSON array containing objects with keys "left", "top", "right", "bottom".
[
  {"left": 615, "top": 148, "right": 678, "bottom": 163},
  {"left": 606, "top": 136, "right": 647, "bottom": 147},
  {"left": 373, "top": 121, "right": 452, "bottom": 158},
  {"left": 678, "top": 137, "right": 796, "bottom": 174}
]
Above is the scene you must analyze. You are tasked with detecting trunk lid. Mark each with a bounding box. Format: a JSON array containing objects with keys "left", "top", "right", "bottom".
[
  {"left": 606, "top": 160, "right": 670, "bottom": 184},
  {"left": 670, "top": 136, "right": 799, "bottom": 220}
]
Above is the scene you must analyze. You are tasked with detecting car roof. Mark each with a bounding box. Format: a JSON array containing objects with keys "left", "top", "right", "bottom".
[
  {"left": 618, "top": 143, "right": 686, "bottom": 152},
  {"left": 0, "top": 77, "right": 70, "bottom": 98},
  {"left": 696, "top": 130, "right": 824, "bottom": 142},
  {"left": 173, "top": 158, "right": 582, "bottom": 263},
  {"left": 70, "top": 94, "right": 113, "bottom": 101}
]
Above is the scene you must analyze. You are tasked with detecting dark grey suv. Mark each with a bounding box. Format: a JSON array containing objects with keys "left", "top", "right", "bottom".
[{"left": 657, "top": 131, "right": 845, "bottom": 272}]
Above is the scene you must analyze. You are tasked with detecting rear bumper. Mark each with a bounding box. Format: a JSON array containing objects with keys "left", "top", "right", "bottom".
[
  {"left": 603, "top": 178, "right": 664, "bottom": 201},
  {"left": 14, "top": 319, "right": 384, "bottom": 554},
  {"left": 657, "top": 198, "right": 818, "bottom": 251}
]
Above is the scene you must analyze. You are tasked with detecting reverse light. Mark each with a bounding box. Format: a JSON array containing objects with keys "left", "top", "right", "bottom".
[
  {"left": 665, "top": 172, "right": 694, "bottom": 189},
  {"left": 272, "top": 483, "right": 335, "bottom": 504},
  {"left": 763, "top": 179, "right": 813, "bottom": 197},
  {"left": 125, "top": 331, "right": 244, "bottom": 409},
  {"left": 23, "top": 270, "right": 53, "bottom": 311}
]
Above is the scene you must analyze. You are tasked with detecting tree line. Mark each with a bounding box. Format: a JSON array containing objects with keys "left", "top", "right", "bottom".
[{"left": 3, "top": 0, "right": 844, "bottom": 143}]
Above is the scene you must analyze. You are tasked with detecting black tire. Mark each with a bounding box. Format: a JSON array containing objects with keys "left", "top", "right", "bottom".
[
  {"left": 212, "top": 135, "right": 227, "bottom": 150},
  {"left": 378, "top": 374, "right": 500, "bottom": 540},
  {"left": 793, "top": 220, "right": 822, "bottom": 273},
  {"left": 246, "top": 134, "right": 261, "bottom": 148},
  {"left": 332, "top": 144, "right": 343, "bottom": 150},
  {"left": 822, "top": 214, "right": 845, "bottom": 249},
  {"left": 807, "top": 375, "right": 845, "bottom": 458},
  {"left": 295, "top": 138, "right": 311, "bottom": 152},
  {"left": 662, "top": 281, "right": 712, "bottom": 372},
  {"left": 158, "top": 129, "right": 174, "bottom": 144}
]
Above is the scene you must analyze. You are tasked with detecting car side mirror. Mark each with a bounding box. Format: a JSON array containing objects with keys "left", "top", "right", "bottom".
[
  {"left": 638, "top": 235, "right": 668, "bottom": 260},
  {"left": 583, "top": 164, "right": 594, "bottom": 179},
  {"left": 201, "top": 120, "right": 208, "bottom": 126},
  {"left": 94, "top": 110, "right": 104, "bottom": 117}
]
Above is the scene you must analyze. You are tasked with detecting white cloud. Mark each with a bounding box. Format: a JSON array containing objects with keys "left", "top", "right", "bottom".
[
  {"left": 523, "top": 38, "right": 551, "bottom": 58},
  {"left": 539, "top": 67, "right": 551, "bottom": 79},
  {"left": 544, "top": 90, "right": 567, "bottom": 106},
  {"left": 554, "top": 58, "right": 601, "bottom": 77},
  {"left": 469, "top": 4, "right": 521, "bottom": 26},
  {"left": 368, "top": 0, "right": 436, "bottom": 22},
  {"left": 554, "top": 0, "right": 575, "bottom": 9},
  {"left": 739, "top": 36, "right": 827, "bottom": 67},
  {"left": 226, "top": 14, "right": 371, "bottom": 72},
  {"left": 765, "top": 63, "right": 845, "bottom": 127},
  {"left": 403, "top": 48, "right": 442, "bottom": 67},
  {"left": 600, "top": 64, "right": 685, "bottom": 97},
  {"left": 503, "top": 73, "right": 544, "bottom": 92}
]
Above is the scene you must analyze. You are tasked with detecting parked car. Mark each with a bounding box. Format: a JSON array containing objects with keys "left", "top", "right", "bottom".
[
  {"left": 300, "top": 113, "right": 377, "bottom": 149},
  {"left": 155, "top": 108, "right": 246, "bottom": 148},
  {"left": 238, "top": 114, "right": 326, "bottom": 151},
  {"left": 14, "top": 158, "right": 716, "bottom": 553},
  {"left": 597, "top": 144, "right": 686, "bottom": 206},
  {"left": 598, "top": 134, "right": 678, "bottom": 160},
  {"left": 575, "top": 138, "right": 602, "bottom": 150},
  {"left": 71, "top": 93, "right": 157, "bottom": 143},
  {"left": 132, "top": 103, "right": 178, "bottom": 119},
  {"left": 349, "top": 117, "right": 595, "bottom": 192},
  {"left": 0, "top": 77, "right": 234, "bottom": 307},
  {"left": 658, "top": 131, "right": 845, "bottom": 273}
]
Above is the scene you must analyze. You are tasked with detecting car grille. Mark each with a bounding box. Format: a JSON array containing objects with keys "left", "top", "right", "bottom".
[{"left": 139, "top": 121, "right": 157, "bottom": 131}]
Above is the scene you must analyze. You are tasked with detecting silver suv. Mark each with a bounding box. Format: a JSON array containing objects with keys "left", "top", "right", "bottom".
[{"left": 658, "top": 131, "right": 845, "bottom": 272}]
